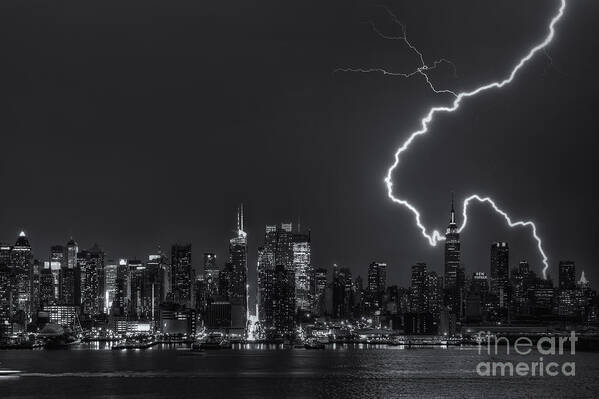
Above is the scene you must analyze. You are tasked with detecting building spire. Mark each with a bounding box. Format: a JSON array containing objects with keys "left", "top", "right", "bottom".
[
  {"left": 579, "top": 270, "right": 588, "bottom": 285},
  {"left": 450, "top": 192, "right": 456, "bottom": 224},
  {"left": 240, "top": 203, "right": 244, "bottom": 232}
]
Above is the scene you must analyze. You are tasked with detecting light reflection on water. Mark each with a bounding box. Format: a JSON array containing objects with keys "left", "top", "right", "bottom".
[{"left": 1, "top": 346, "right": 597, "bottom": 398}]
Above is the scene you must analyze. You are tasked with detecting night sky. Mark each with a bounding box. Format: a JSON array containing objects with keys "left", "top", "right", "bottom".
[{"left": 0, "top": 0, "right": 597, "bottom": 289}]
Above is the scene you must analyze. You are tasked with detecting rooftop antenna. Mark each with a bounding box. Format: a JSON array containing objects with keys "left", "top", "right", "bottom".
[{"left": 240, "top": 203, "right": 244, "bottom": 232}]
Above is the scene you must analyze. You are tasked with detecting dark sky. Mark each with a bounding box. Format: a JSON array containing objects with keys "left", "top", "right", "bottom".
[{"left": 0, "top": 0, "right": 597, "bottom": 289}]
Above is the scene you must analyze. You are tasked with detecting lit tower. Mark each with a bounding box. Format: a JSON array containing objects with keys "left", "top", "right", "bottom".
[
  {"left": 444, "top": 195, "right": 463, "bottom": 316},
  {"left": 229, "top": 204, "right": 248, "bottom": 331},
  {"left": 11, "top": 231, "right": 33, "bottom": 324}
]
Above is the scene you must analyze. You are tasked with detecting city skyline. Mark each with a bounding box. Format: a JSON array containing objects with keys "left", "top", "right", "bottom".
[
  {"left": 1, "top": 1, "right": 598, "bottom": 397},
  {"left": 0, "top": 0, "right": 597, "bottom": 296},
  {"left": 0, "top": 199, "right": 591, "bottom": 292},
  {"left": 2, "top": 199, "right": 595, "bottom": 341}
]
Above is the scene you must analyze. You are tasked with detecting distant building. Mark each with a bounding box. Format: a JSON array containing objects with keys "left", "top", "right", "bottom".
[
  {"left": 78, "top": 244, "right": 105, "bottom": 318},
  {"left": 332, "top": 265, "right": 352, "bottom": 320},
  {"left": 171, "top": 244, "right": 192, "bottom": 306},
  {"left": 159, "top": 306, "right": 196, "bottom": 336},
  {"left": 311, "top": 267, "right": 328, "bottom": 317},
  {"left": 228, "top": 205, "right": 248, "bottom": 330},
  {"left": 427, "top": 271, "right": 443, "bottom": 320},
  {"left": 404, "top": 312, "right": 435, "bottom": 335},
  {"left": 66, "top": 238, "right": 78, "bottom": 270},
  {"left": 11, "top": 232, "right": 33, "bottom": 321},
  {"left": 444, "top": 198, "right": 463, "bottom": 316},
  {"left": 0, "top": 244, "right": 11, "bottom": 334},
  {"left": 292, "top": 232, "right": 312, "bottom": 313},
  {"left": 559, "top": 261, "right": 576, "bottom": 290},
  {"left": 410, "top": 263, "right": 428, "bottom": 313},
  {"left": 104, "top": 261, "right": 118, "bottom": 312},
  {"left": 42, "top": 305, "right": 79, "bottom": 327},
  {"left": 205, "top": 301, "right": 232, "bottom": 330},
  {"left": 366, "top": 262, "right": 387, "bottom": 312},
  {"left": 490, "top": 242, "right": 510, "bottom": 309},
  {"left": 272, "top": 264, "right": 295, "bottom": 337}
]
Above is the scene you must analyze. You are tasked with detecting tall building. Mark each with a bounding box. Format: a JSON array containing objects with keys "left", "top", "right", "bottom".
[
  {"left": 171, "top": 244, "right": 192, "bottom": 306},
  {"left": 78, "top": 244, "right": 105, "bottom": 318},
  {"left": 292, "top": 231, "right": 311, "bottom": 313},
  {"left": 257, "top": 222, "right": 295, "bottom": 327},
  {"left": 444, "top": 197, "right": 463, "bottom": 315},
  {"left": 11, "top": 232, "right": 33, "bottom": 322},
  {"left": 559, "top": 261, "right": 576, "bottom": 290},
  {"left": 0, "top": 245, "right": 12, "bottom": 334},
  {"left": 30, "top": 260, "right": 42, "bottom": 318},
  {"left": 427, "top": 271, "right": 443, "bottom": 320},
  {"left": 410, "top": 262, "right": 428, "bottom": 313},
  {"left": 229, "top": 205, "right": 248, "bottom": 329},
  {"left": 366, "top": 262, "right": 387, "bottom": 312},
  {"left": 49, "top": 245, "right": 65, "bottom": 298},
  {"left": 203, "top": 253, "right": 219, "bottom": 279},
  {"left": 490, "top": 242, "right": 510, "bottom": 308},
  {"left": 59, "top": 238, "right": 80, "bottom": 307},
  {"left": 147, "top": 253, "right": 167, "bottom": 303},
  {"left": 128, "top": 259, "right": 146, "bottom": 320},
  {"left": 66, "top": 238, "right": 78, "bottom": 270},
  {"left": 272, "top": 264, "right": 295, "bottom": 337},
  {"left": 110, "top": 259, "right": 129, "bottom": 316},
  {"left": 40, "top": 262, "right": 57, "bottom": 307},
  {"left": 311, "top": 267, "right": 328, "bottom": 316},
  {"left": 332, "top": 265, "right": 352, "bottom": 320},
  {"left": 104, "top": 261, "right": 118, "bottom": 312},
  {"left": 59, "top": 266, "right": 81, "bottom": 306}
]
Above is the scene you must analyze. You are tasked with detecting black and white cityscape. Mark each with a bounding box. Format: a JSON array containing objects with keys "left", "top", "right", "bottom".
[
  {"left": 2, "top": 0, "right": 599, "bottom": 398},
  {"left": 0, "top": 201, "right": 596, "bottom": 345}
]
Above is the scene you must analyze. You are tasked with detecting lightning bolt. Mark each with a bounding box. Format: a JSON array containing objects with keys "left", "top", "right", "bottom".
[{"left": 338, "top": 0, "right": 567, "bottom": 279}]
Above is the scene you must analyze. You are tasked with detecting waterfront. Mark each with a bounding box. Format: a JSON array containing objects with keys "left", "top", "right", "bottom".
[{"left": 1, "top": 345, "right": 598, "bottom": 398}]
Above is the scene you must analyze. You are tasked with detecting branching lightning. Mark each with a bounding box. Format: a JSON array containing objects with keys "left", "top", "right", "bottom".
[{"left": 337, "top": 0, "right": 567, "bottom": 279}]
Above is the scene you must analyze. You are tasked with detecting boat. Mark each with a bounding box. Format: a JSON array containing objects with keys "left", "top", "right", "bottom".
[
  {"left": 304, "top": 337, "right": 325, "bottom": 349},
  {"left": 111, "top": 339, "right": 155, "bottom": 350}
]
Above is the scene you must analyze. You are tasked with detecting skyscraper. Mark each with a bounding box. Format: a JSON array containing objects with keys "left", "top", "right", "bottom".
[
  {"left": 103, "top": 261, "right": 118, "bottom": 312},
  {"left": 0, "top": 245, "right": 12, "bottom": 334},
  {"left": 59, "top": 238, "right": 81, "bottom": 308},
  {"left": 11, "top": 232, "right": 33, "bottom": 322},
  {"left": 257, "top": 222, "right": 295, "bottom": 327},
  {"left": 311, "top": 267, "right": 328, "bottom": 317},
  {"left": 228, "top": 205, "right": 248, "bottom": 329},
  {"left": 292, "top": 231, "right": 311, "bottom": 313},
  {"left": 203, "top": 253, "right": 218, "bottom": 279},
  {"left": 128, "top": 259, "right": 145, "bottom": 319},
  {"left": 490, "top": 242, "right": 510, "bottom": 309},
  {"left": 444, "top": 197, "right": 463, "bottom": 314},
  {"left": 558, "top": 261, "right": 576, "bottom": 290},
  {"left": 332, "top": 264, "right": 352, "bottom": 320},
  {"left": 39, "top": 264, "right": 56, "bottom": 306},
  {"left": 366, "top": 262, "right": 387, "bottom": 312},
  {"left": 427, "top": 271, "right": 443, "bottom": 320},
  {"left": 49, "top": 245, "right": 65, "bottom": 298},
  {"left": 203, "top": 253, "right": 219, "bottom": 299},
  {"left": 171, "top": 244, "right": 192, "bottom": 306},
  {"left": 272, "top": 264, "right": 295, "bottom": 337},
  {"left": 110, "top": 259, "right": 129, "bottom": 316},
  {"left": 66, "top": 238, "right": 78, "bottom": 270},
  {"left": 410, "top": 262, "right": 428, "bottom": 313},
  {"left": 78, "top": 244, "right": 105, "bottom": 318}
]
